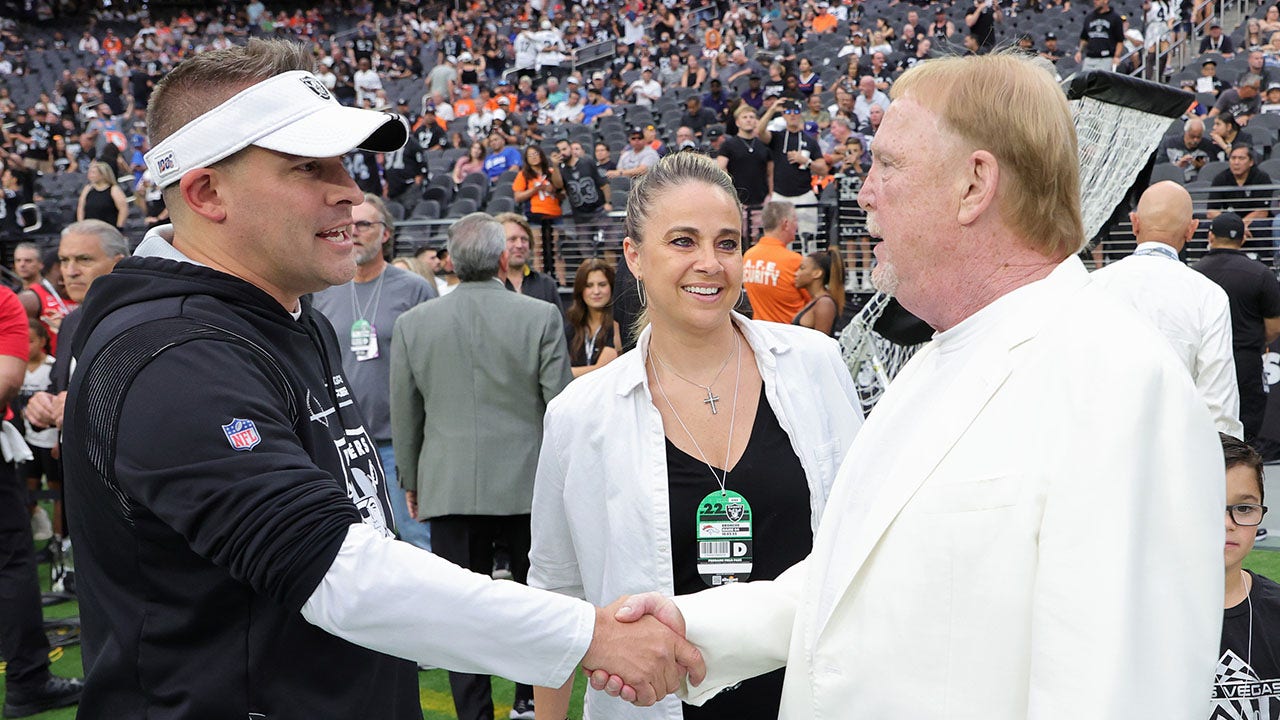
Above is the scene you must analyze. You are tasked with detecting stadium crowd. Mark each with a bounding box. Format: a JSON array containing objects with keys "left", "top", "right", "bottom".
[{"left": 0, "top": 0, "right": 1279, "bottom": 719}]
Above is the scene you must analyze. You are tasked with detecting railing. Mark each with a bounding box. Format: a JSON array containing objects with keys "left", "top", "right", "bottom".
[{"left": 1124, "top": 0, "right": 1249, "bottom": 82}]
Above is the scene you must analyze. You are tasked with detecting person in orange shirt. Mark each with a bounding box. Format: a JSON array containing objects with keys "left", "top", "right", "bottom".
[
  {"left": 453, "top": 87, "right": 477, "bottom": 117},
  {"left": 742, "top": 200, "right": 810, "bottom": 323},
  {"left": 811, "top": 2, "right": 840, "bottom": 33}
]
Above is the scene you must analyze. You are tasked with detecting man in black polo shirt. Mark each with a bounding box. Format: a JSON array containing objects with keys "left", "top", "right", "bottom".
[
  {"left": 716, "top": 104, "right": 772, "bottom": 207},
  {"left": 758, "top": 97, "right": 826, "bottom": 241},
  {"left": 1196, "top": 212, "right": 1280, "bottom": 443}
]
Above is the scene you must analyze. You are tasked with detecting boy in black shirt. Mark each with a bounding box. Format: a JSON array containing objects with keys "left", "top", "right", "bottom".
[{"left": 1216, "top": 433, "right": 1280, "bottom": 717}]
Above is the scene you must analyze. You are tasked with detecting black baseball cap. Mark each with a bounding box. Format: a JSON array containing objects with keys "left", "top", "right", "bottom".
[
  {"left": 1211, "top": 212, "right": 1245, "bottom": 241},
  {"left": 706, "top": 124, "right": 725, "bottom": 138},
  {"left": 629, "top": 126, "right": 645, "bottom": 136}
]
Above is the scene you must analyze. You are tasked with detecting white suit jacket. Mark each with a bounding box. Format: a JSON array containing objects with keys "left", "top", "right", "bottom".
[{"left": 676, "top": 257, "right": 1225, "bottom": 720}]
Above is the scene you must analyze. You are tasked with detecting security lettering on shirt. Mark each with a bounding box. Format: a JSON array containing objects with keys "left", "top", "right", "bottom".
[{"left": 744, "top": 259, "right": 782, "bottom": 286}]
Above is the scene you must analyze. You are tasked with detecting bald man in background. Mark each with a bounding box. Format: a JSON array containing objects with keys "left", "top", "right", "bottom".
[{"left": 1091, "top": 181, "right": 1242, "bottom": 436}]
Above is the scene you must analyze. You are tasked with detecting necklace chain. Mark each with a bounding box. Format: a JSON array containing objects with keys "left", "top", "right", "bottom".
[
  {"left": 651, "top": 332, "right": 742, "bottom": 493},
  {"left": 651, "top": 338, "right": 736, "bottom": 409}
]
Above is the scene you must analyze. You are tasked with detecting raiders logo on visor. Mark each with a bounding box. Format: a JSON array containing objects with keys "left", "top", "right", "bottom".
[{"left": 302, "top": 76, "right": 333, "bottom": 101}]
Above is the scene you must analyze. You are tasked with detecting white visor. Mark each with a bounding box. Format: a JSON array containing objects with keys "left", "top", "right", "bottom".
[{"left": 144, "top": 70, "right": 408, "bottom": 189}]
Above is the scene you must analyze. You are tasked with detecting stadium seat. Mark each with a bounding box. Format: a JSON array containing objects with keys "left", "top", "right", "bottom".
[
  {"left": 1149, "top": 163, "right": 1187, "bottom": 185},
  {"left": 412, "top": 199, "right": 442, "bottom": 219},
  {"left": 447, "top": 198, "right": 479, "bottom": 217},
  {"left": 1258, "top": 158, "right": 1280, "bottom": 178}
]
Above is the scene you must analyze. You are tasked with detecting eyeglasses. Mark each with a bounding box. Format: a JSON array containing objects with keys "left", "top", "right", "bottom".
[
  {"left": 1227, "top": 503, "right": 1269, "bottom": 526},
  {"left": 353, "top": 220, "right": 385, "bottom": 232}
]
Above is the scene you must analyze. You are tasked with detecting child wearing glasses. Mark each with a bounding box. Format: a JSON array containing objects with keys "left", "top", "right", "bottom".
[{"left": 1216, "top": 432, "right": 1279, "bottom": 716}]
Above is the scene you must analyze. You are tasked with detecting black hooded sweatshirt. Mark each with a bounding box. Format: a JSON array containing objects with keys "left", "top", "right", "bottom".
[{"left": 63, "top": 255, "right": 421, "bottom": 720}]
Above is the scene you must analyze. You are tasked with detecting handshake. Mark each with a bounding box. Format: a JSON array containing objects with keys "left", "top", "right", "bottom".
[{"left": 579, "top": 593, "right": 701, "bottom": 707}]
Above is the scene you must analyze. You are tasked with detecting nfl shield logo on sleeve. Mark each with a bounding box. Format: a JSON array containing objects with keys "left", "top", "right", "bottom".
[{"left": 222, "top": 418, "right": 261, "bottom": 451}]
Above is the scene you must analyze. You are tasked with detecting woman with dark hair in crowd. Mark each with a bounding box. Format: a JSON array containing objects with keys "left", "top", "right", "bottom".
[
  {"left": 566, "top": 258, "right": 622, "bottom": 378},
  {"left": 513, "top": 144, "right": 563, "bottom": 224},
  {"left": 481, "top": 31, "right": 506, "bottom": 83},
  {"left": 76, "top": 160, "right": 129, "bottom": 229},
  {"left": 1262, "top": 4, "right": 1280, "bottom": 35},
  {"left": 795, "top": 56, "right": 823, "bottom": 96},
  {"left": 451, "top": 140, "right": 486, "bottom": 184},
  {"left": 791, "top": 248, "right": 845, "bottom": 337},
  {"left": 529, "top": 152, "right": 862, "bottom": 720},
  {"left": 447, "top": 131, "right": 468, "bottom": 150}
]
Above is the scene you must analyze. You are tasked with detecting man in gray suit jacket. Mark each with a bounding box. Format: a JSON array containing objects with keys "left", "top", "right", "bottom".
[{"left": 390, "top": 212, "right": 572, "bottom": 720}]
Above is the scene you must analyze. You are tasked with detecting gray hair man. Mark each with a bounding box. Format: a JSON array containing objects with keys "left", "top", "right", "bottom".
[
  {"left": 390, "top": 212, "right": 574, "bottom": 720},
  {"left": 23, "top": 219, "right": 127, "bottom": 431}
]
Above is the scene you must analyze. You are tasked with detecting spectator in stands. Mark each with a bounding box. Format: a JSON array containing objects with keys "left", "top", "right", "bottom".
[
  {"left": 839, "top": 30, "right": 870, "bottom": 60},
  {"left": 595, "top": 142, "right": 617, "bottom": 173},
  {"left": 76, "top": 160, "right": 128, "bottom": 229},
  {"left": 1246, "top": 50, "right": 1274, "bottom": 87},
  {"left": 930, "top": 8, "right": 957, "bottom": 40},
  {"left": 759, "top": 98, "right": 825, "bottom": 239},
  {"left": 1247, "top": 18, "right": 1268, "bottom": 52},
  {"left": 513, "top": 145, "right": 564, "bottom": 241},
  {"left": 1263, "top": 5, "right": 1280, "bottom": 35},
  {"left": 1077, "top": 0, "right": 1125, "bottom": 70},
  {"left": 642, "top": 124, "right": 667, "bottom": 157},
  {"left": 552, "top": 87, "right": 587, "bottom": 125},
  {"left": 553, "top": 137, "right": 612, "bottom": 258},
  {"left": 312, "top": 194, "right": 437, "bottom": 554},
  {"left": 426, "top": 55, "right": 458, "bottom": 101},
  {"left": 803, "top": 92, "right": 833, "bottom": 134},
  {"left": 1196, "top": 212, "right": 1280, "bottom": 442},
  {"left": 903, "top": 38, "right": 935, "bottom": 69},
  {"left": 965, "top": 0, "right": 1002, "bottom": 52},
  {"left": 446, "top": 142, "right": 483, "bottom": 187},
  {"left": 1209, "top": 145, "right": 1272, "bottom": 246},
  {"left": 1212, "top": 74, "right": 1263, "bottom": 123},
  {"left": 1158, "top": 117, "right": 1215, "bottom": 182},
  {"left": 740, "top": 74, "right": 766, "bottom": 111},
  {"left": 1200, "top": 20, "right": 1236, "bottom": 58},
  {"left": 1264, "top": 82, "right": 1280, "bottom": 113},
  {"left": 1216, "top": 433, "right": 1280, "bottom": 711},
  {"left": 679, "top": 95, "right": 718, "bottom": 137},
  {"left": 819, "top": 117, "right": 857, "bottom": 162},
  {"left": 792, "top": 248, "right": 845, "bottom": 337},
  {"left": 1040, "top": 32, "right": 1066, "bottom": 62},
  {"left": 564, "top": 258, "right": 621, "bottom": 377},
  {"left": 1091, "top": 182, "right": 1241, "bottom": 437},
  {"left": 529, "top": 152, "right": 860, "bottom": 720},
  {"left": 795, "top": 57, "right": 823, "bottom": 97},
  {"left": 482, "top": 132, "right": 522, "bottom": 182},
  {"left": 853, "top": 76, "right": 890, "bottom": 127},
  {"left": 390, "top": 214, "right": 574, "bottom": 720},
  {"left": 610, "top": 126, "right": 660, "bottom": 179},
  {"left": 811, "top": 1, "right": 840, "bottom": 33},
  {"left": 743, "top": 200, "right": 808, "bottom": 323},
  {"left": 1199, "top": 58, "right": 1232, "bottom": 97},
  {"left": 1210, "top": 113, "right": 1251, "bottom": 160},
  {"left": 628, "top": 67, "right": 663, "bottom": 107},
  {"left": 716, "top": 104, "right": 771, "bottom": 208}
]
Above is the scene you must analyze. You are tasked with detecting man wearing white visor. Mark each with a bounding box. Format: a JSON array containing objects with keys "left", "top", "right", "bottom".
[{"left": 60, "top": 39, "right": 702, "bottom": 720}]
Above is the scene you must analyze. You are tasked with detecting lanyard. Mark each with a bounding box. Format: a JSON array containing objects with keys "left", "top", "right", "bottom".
[
  {"left": 1133, "top": 244, "right": 1180, "bottom": 262},
  {"left": 349, "top": 269, "right": 386, "bottom": 322}
]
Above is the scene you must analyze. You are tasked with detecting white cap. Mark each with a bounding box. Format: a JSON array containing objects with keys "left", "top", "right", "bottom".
[
  {"left": 541, "top": 19, "right": 552, "bottom": 29},
  {"left": 144, "top": 70, "right": 407, "bottom": 189}
]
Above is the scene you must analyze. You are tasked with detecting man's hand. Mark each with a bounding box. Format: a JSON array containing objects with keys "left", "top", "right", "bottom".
[
  {"left": 25, "top": 391, "right": 65, "bottom": 429},
  {"left": 586, "top": 592, "right": 699, "bottom": 702},
  {"left": 580, "top": 595, "right": 704, "bottom": 706},
  {"left": 405, "top": 490, "right": 418, "bottom": 520}
]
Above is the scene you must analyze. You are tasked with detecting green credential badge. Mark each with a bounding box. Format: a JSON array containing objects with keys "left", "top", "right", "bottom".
[{"left": 696, "top": 489, "right": 753, "bottom": 587}]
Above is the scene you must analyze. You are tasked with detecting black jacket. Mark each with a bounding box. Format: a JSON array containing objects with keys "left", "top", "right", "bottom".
[{"left": 63, "top": 256, "right": 419, "bottom": 719}]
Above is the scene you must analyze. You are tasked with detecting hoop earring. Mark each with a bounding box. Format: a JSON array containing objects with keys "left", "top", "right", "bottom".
[{"left": 637, "top": 279, "right": 647, "bottom": 308}]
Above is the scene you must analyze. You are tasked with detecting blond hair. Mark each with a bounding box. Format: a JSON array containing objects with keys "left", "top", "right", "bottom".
[{"left": 890, "top": 53, "right": 1083, "bottom": 258}]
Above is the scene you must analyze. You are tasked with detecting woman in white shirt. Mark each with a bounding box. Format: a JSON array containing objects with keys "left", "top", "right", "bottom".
[{"left": 529, "top": 153, "right": 863, "bottom": 720}]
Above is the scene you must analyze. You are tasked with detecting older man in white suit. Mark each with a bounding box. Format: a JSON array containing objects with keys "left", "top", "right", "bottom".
[{"left": 594, "top": 53, "right": 1224, "bottom": 720}]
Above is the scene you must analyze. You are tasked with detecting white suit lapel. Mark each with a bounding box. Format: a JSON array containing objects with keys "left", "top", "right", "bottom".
[{"left": 811, "top": 337, "right": 1015, "bottom": 635}]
